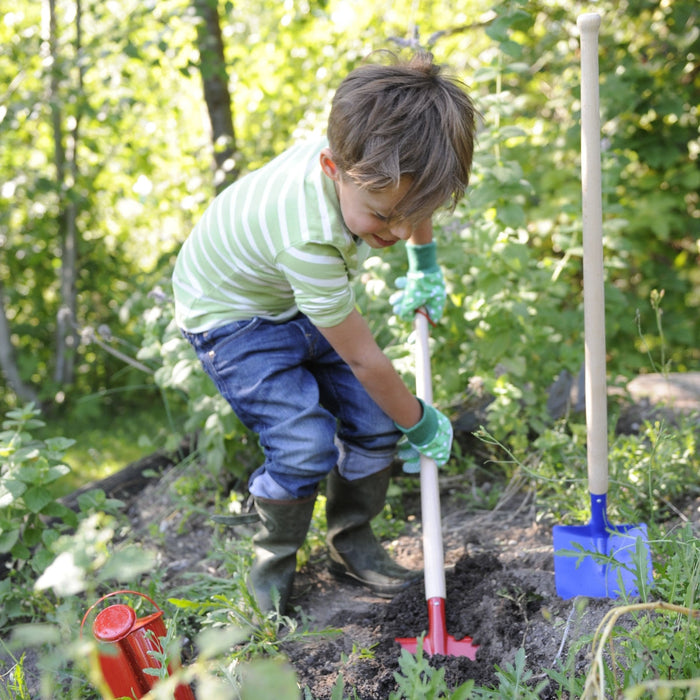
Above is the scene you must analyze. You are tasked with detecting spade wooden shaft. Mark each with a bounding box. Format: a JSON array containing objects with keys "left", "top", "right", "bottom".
[
  {"left": 414, "top": 311, "right": 446, "bottom": 600},
  {"left": 578, "top": 13, "right": 608, "bottom": 496}
]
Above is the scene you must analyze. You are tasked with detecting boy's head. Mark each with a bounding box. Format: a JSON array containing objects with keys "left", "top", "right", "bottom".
[{"left": 326, "top": 51, "right": 477, "bottom": 225}]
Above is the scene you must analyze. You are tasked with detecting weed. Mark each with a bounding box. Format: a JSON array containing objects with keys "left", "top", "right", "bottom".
[
  {"left": 581, "top": 601, "right": 700, "bottom": 699},
  {"left": 0, "top": 650, "right": 31, "bottom": 700},
  {"left": 635, "top": 289, "right": 671, "bottom": 376},
  {"left": 389, "top": 638, "right": 474, "bottom": 699},
  {"left": 473, "top": 648, "right": 549, "bottom": 699}
]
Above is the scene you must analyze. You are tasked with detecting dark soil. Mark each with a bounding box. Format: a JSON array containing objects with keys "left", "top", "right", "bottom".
[{"left": 278, "top": 493, "right": 614, "bottom": 699}]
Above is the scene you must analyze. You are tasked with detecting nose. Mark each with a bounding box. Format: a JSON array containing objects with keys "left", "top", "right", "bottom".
[{"left": 390, "top": 221, "right": 413, "bottom": 241}]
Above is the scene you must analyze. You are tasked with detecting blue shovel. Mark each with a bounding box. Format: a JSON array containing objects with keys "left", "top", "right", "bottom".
[{"left": 552, "top": 14, "right": 653, "bottom": 599}]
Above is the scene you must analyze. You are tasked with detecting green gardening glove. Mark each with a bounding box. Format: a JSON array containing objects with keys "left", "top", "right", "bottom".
[
  {"left": 397, "top": 437, "right": 421, "bottom": 474},
  {"left": 395, "top": 399, "right": 453, "bottom": 469},
  {"left": 390, "top": 242, "right": 446, "bottom": 323}
]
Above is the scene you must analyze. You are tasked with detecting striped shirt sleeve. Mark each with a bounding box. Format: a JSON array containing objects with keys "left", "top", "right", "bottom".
[{"left": 275, "top": 242, "right": 356, "bottom": 327}]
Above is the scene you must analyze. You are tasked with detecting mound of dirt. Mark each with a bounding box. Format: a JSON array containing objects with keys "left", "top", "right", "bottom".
[{"left": 279, "top": 497, "right": 617, "bottom": 698}]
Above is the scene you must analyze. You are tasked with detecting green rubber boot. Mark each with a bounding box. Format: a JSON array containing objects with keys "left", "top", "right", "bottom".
[
  {"left": 249, "top": 494, "right": 316, "bottom": 614},
  {"left": 325, "top": 466, "right": 420, "bottom": 597}
]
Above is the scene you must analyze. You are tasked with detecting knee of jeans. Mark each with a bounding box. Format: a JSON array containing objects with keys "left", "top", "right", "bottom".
[
  {"left": 337, "top": 420, "right": 401, "bottom": 454},
  {"left": 250, "top": 437, "right": 337, "bottom": 499},
  {"left": 335, "top": 439, "right": 398, "bottom": 481}
]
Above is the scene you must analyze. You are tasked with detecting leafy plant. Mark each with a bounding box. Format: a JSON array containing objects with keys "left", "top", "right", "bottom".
[
  {"left": 472, "top": 648, "right": 549, "bottom": 699},
  {"left": 0, "top": 649, "right": 31, "bottom": 700},
  {"left": 0, "top": 404, "right": 82, "bottom": 626},
  {"left": 389, "top": 638, "right": 475, "bottom": 700},
  {"left": 0, "top": 404, "right": 77, "bottom": 562},
  {"left": 579, "top": 598, "right": 700, "bottom": 699},
  {"left": 524, "top": 411, "right": 699, "bottom": 527}
]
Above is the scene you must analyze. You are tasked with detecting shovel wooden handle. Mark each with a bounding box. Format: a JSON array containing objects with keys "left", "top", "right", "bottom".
[
  {"left": 578, "top": 13, "right": 608, "bottom": 496},
  {"left": 414, "top": 310, "right": 446, "bottom": 600}
]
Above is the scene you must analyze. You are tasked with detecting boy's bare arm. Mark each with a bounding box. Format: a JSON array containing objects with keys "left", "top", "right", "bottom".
[{"left": 316, "top": 310, "right": 422, "bottom": 429}]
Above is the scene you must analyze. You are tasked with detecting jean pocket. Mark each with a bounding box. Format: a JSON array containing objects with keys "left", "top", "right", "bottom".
[
  {"left": 182, "top": 318, "right": 259, "bottom": 356},
  {"left": 204, "top": 317, "right": 263, "bottom": 363}
]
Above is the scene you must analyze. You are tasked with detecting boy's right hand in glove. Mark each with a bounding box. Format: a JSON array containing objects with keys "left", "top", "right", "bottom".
[{"left": 395, "top": 398, "right": 453, "bottom": 472}]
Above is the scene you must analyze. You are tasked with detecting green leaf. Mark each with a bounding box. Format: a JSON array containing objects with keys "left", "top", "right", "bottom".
[
  {"left": 11, "top": 540, "right": 31, "bottom": 560},
  {"left": 31, "top": 547, "right": 55, "bottom": 573},
  {"left": 41, "top": 502, "right": 78, "bottom": 527},
  {"left": 171, "top": 358, "right": 194, "bottom": 385},
  {"left": 499, "top": 39, "right": 523, "bottom": 59},
  {"left": 44, "top": 437, "right": 76, "bottom": 452},
  {"left": 498, "top": 203, "right": 526, "bottom": 229},
  {"left": 451, "top": 681, "right": 476, "bottom": 700},
  {"left": 8, "top": 447, "right": 41, "bottom": 465},
  {"left": 44, "top": 464, "right": 71, "bottom": 484},
  {"left": 23, "top": 522, "right": 42, "bottom": 547},
  {"left": 500, "top": 355, "right": 527, "bottom": 378},
  {"left": 0, "top": 528, "right": 20, "bottom": 554},
  {"left": 16, "top": 464, "right": 43, "bottom": 483},
  {"left": 473, "top": 66, "right": 500, "bottom": 83},
  {"left": 23, "top": 487, "right": 54, "bottom": 514},
  {"left": 486, "top": 15, "right": 512, "bottom": 42},
  {"left": 169, "top": 597, "right": 203, "bottom": 610},
  {"left": 498, "top": 126, "right": 528, "bottom": 140},
  {"left": 0, "top": 480, "right": 27, "bottom": 506},
  {"left": 491, "top": 162, "right": 523, "bottom": 184}
]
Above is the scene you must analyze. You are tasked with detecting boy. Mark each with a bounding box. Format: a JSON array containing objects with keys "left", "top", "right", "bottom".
[{"left": 173, "top": 51, "right": 476, "bottom": 613}]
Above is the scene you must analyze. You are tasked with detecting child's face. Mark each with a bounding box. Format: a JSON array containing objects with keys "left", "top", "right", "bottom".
[{"left": 320, "top": 149, "right": 417, "bottom": 249}]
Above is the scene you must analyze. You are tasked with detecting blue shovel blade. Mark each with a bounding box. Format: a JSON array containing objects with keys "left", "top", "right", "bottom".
[{"left": 553, "top": 521, "right": 652, "bottom": 599}]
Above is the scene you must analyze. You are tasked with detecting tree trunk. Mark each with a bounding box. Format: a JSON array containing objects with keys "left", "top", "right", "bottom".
[
  {"left": 0, "top": 281, "right": 40, "bottom": 406},
  {"left": 192, "top": 0, "right": 239, "bottom": 192},
  {"left": 45, "top": 0, "right": 81, "bottom": 386}
]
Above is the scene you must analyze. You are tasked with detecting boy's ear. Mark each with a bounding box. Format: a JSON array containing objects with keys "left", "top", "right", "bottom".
[{"left": 320, "top": 148, "right": 340, "bottom": 181}]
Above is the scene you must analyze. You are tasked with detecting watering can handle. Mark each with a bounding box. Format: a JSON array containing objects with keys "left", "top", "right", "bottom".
[
  {"left": 80, "top": 589, "right": 163, "bottom": 637},
  {"left": 578, "top": 13, "right": 608, "bottom": 496},
  {"left": 414, "top": 309, "right": 446, "bottom": 600}
]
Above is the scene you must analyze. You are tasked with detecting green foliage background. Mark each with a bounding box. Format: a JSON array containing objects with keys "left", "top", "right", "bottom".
[{"left": 1, "top": 0, "right": 698, "bottom": 466}]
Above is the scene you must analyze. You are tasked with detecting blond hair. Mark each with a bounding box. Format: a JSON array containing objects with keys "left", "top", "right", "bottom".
[{"left": 327, "top": 51, "right": 477, "bottom": 223}]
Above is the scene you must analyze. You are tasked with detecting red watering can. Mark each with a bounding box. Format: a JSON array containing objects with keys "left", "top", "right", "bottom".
[{"left": 81, "top": 590, "right": 195, "bottom": 700}]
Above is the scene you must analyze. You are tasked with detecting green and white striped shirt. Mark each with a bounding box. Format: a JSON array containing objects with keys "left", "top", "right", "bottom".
[{"left": 173, "top": 138, "right": 368, "bottom": 332}]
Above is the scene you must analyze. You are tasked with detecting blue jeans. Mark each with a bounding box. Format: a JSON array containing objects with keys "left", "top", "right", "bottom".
[{"left": 181, "top": 314, "right": 400, "bottom": 499}]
